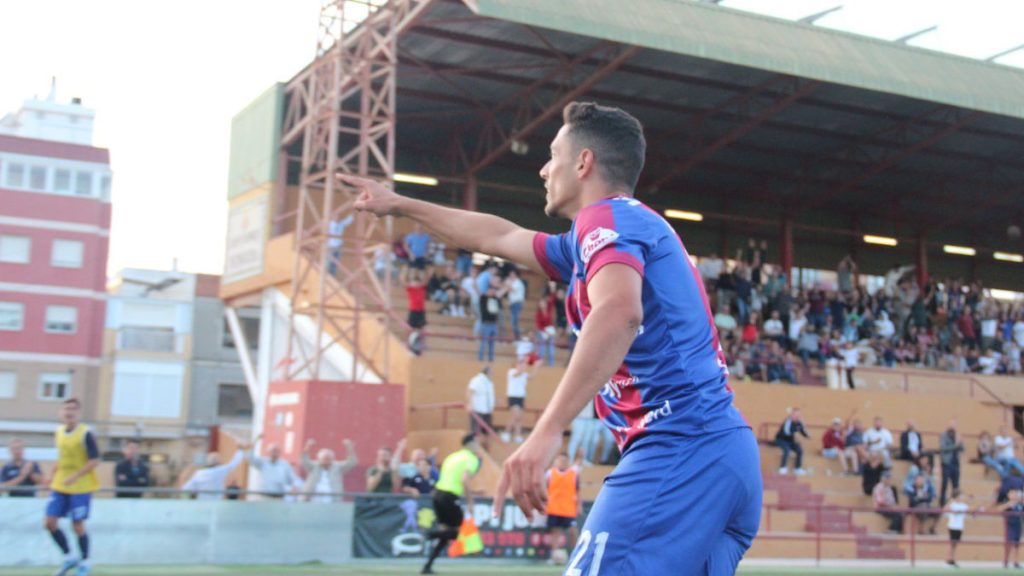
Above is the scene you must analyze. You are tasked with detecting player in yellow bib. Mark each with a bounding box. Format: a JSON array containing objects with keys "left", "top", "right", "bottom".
[
  {"left": 422, "top": 434, "right": 481, "bottom": 575},
  {"left": 45, "top": 398, "right": 100, "bottom": 576}
]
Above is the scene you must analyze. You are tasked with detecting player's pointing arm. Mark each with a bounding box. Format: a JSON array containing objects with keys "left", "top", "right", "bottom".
[{"left": 340, "top": 174, "right": 543, "bottom": 273}]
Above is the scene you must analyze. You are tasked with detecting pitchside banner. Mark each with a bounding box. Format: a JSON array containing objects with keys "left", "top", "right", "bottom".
[{"left": 353, "top": 495, "right": 592, "bottom": 560}]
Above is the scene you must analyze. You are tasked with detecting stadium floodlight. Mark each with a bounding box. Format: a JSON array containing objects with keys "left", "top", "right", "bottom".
[
  {"left": 664, "top": 209, "right": 704, "bottom": 222},
  {"left": 895, "top": 25, "right": 938, "bottom": 44},
  {"left": 943, "top": 245, "right": 976, "bottom": 256},
  {"left": 394, "top": 173, "right": 439, "bottom": 186},
  {"left": 798, "top": 5, "right": 842, "bottom": 24},
  {"left": 863, "top": 234, "right": 898, "bottom": 247},
  {"left": 994, "top": 251, "right": 1024, "bottom": 263}
]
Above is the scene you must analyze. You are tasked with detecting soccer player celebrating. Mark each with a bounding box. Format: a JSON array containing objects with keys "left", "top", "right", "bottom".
[
  {"left": 343, "top": 101, "right": 760, "bottom": 575},
  {"left": 45, "top": 398, "right": 100, "bottom": 576}
]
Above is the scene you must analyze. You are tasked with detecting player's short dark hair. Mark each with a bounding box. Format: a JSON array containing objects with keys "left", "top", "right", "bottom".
[
  {"left": 63, "top": 397, "right": 81, "bottom": 408},
  {"left": 461, "top": 433, "right": 477, "bottom": 446},
  {"left": 562, "top": 101, "right": 646, "bottom": 191}
]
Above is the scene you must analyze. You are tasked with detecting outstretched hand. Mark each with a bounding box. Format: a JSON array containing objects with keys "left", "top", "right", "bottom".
[
  {"left": 338, "top": 174, "right": 403, "bottom": 217},
  {"left": 493, "top": 426, "right": 562, "bottom": 520}
]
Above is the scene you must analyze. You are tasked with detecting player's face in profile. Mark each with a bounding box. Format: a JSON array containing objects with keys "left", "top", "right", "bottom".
[{"left": 540, "top": 125, "right": 579, "bottom": 219}]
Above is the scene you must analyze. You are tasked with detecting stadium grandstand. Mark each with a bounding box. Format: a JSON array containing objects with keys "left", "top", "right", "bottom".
[{"left": 4, "top": 0, "right": 1024, "bottom": 574}]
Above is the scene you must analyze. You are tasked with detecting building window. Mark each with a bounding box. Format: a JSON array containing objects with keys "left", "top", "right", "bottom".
[
  {"left": 222, "top": 315, "right": 260, "bottom": 349},
  {"left": 28, "top": 166, "right": 47, "bottom": 191},
  {"left": 100, "top": 175, "right": 111, "bottom": 200},
  {"left": 75, "top": 171, "right": 92, "bottom": 196},
  {"left": 51, "top": 239, "right": 84, "bottom": 268},
  {"left": 0, "top": 235, "right": 31, "bottom": 264},
  {"left": 44, "top": 305, "right": 77, "bottom": 334},
  {"left": 0, "top": 371, "right": 16, "bottom": 399},
  {"left": 54, "top": 169, "right": 72, "bottom": 193},
  {"left": 5, "top": 163, "right": 25, "bottom": 188},
  {"left": 217, "top": 383, "right": 253, "bottom": 418},
  {"left": 0, "top": 302, "right": 24, "bottom": 331},
  {"left": 39, "top": 372, "right": 71, "bottom": 401}
]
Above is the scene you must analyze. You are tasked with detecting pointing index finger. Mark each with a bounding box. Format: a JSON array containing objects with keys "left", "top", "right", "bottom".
[{"left": 493, "top": 469, "right": 510, "bottom": 519}]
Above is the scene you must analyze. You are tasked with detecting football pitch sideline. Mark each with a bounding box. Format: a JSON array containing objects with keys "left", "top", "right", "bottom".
[{"left": 0, "top": 564, "right": 1014, "bottom": 576}]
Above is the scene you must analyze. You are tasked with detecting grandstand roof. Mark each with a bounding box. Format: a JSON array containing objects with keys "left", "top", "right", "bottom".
[{"left": 299, "top": 0, "right": 1024, "bottom": 285}]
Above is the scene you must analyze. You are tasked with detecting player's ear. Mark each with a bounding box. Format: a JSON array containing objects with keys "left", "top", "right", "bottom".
[{"left": 576, "top": 148, "right": 595, "bottom": 178}]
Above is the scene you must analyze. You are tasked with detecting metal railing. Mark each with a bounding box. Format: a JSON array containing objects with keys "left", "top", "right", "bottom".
[{"left": 759, "top": 501, "right": 1021, "bottom": 567}]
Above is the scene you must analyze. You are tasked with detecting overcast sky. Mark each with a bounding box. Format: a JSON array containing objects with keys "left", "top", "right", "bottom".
[{"left": 1, "top": 0, "right": 1021, "bottom": 277}]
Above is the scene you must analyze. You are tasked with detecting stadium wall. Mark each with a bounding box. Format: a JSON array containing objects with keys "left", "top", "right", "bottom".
[{"left": 0, "top": 499, "right": 354, "bottom": 566}]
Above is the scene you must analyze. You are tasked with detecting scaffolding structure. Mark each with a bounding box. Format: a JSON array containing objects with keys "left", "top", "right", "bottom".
[{"left": 279, "top": 0, "right": 434, "bottom": 382}]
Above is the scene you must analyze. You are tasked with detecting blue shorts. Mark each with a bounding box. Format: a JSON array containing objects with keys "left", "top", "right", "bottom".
[
  {"left": 46, "top": 491, "right": 92, "bottom": 522},
  {"left": 565, "top": 427, "right": 762, "bottom": 576}
]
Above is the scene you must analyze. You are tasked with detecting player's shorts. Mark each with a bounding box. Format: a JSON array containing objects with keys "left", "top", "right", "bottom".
[
  {"left": 508, "top": 396, "right": 525, "bottom": 409},
  {"left": 949, "top": 529, "right": 962, "bottom": 542},
  {"left": 46, "top": 491, "right": 92, "bottom": 521},
  {"left": 547, "top": 514, "right": 577, "bottom": 529},
  {"left": 565, "top": 426, "right": 762, "bottom": 576},
  {"left": 408, "top": 310, "right": 426, "bottom": 329},
  {"left": 433, "top": 490, "right": 464, "bottom": 528},
  {"left": 410, "top": 257, "right": 428, "bottom": 270}
]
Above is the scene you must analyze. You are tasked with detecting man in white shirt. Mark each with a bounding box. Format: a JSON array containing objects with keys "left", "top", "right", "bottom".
[
  {"left": 994, "top": 425, "right": 1024, "bottom": 476},
  {"left": 788, "top": 309, "right": 807, "bottom": 346},
  {"left": 698, "top": 254, "right": 724, "bottom": 285},
  {"left": 515, "top": 335, "right": 535, "bottom": 362},
  {"left": 714, "top": 304, "right": 738, "bottom": 340},
  {"left": 863, "top": 417, "right": 893, "bottom": 467},
  {"left": 763, "top": 310, "right": 785, "bottom": 345},
  {"left": 506, "top": 358, "right": 537, "bottom": 443},
  {"left": 466, "top": 366, "right": 495, "bottom": 443},
  {"left": 875, "top": 312, "right": 896, "bottom": 341},
  {"left": 978, "top": 349, "right": 1001, "bottom": 375},
  {"left": 840, "top": 342, "right": 860, "bottom": 390},
  {"left": 247, "top": 438, "right": 299, "bottom": 499},
  {"left": 182, "top": 443, "right": 248, "bottom": 500},
  {"left": 506, "top": 269, "right": 527, "bottom": 340}
]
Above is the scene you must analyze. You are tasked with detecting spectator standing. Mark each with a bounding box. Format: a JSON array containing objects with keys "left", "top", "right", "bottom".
[
  {"left": 478, "top": 284, "right": 502, "bottom": 362},
  {"left": 404, "top": 268, "right": 427, "bottom": 355},
  {"left": 840, "top": 341, "right": 859, "bottom": 389},
  {"left": 182, "top": 442, "right": 248, "bottom": 501},
  {"left": 466, "top": 366, "right": 495, "bottom": 439},
  {"left": 327, "top": 214, "right": 355, "bottom": 277},
  {"left": 997, "top": 489, "right": 1024, "bottom": 569},
  {"left": 114, "top": 440, "right": 150, "bottom": 498},
  {"left": 788, "top": 308, "right": 808, "bottom": 348},
  {"left": 535, "top": 297, "right": 556, "bottom": 367},
  {"left": 872, "top": 472, "right": 903, "bottom": 534},
  {"left": 944, "top": 490, "right": 972, "bottom": 568},
  {"left": 698, "top": 253, "right": 724, "bottom": 291},
  {"left": 506, "top": 269, "right": 526, "bottom": 340},
  {"left": 994, "top": 425, "right": 1024, "bottom": 476},
  {"left": 506, "top": 357, "right": 536, "bottom": 443},
  {"left": 775, "top": 408, "right": 810, "bottom": 475},
  {"left": 939, "top": 420, "right": 964, "bottom": 506},
  {"left": 1, "top": 438, "right": 42, "bottom": 497},
  {"left": 247, "top": 440, "right": 300, "bottom": 499},
  {"left": 366, "top": 445, "right": 400, "bottom": 494},
  {"left": 821, "top": 418, "right": 848, "bottom": 474},
  {"left": 300, "top": 438, "right": 357, "bottom": 503},
  {"left": 404, "top": 224, "right": 431, "bottom": 270},
  {"left": 899, "top": 421, "right": 925, "bottom": 463},
  {"left": 863, "top": 417, "right": 894, "bottom": 467},
  {"left": 837, "top": 255, "right": 857, "bottom": 294}
]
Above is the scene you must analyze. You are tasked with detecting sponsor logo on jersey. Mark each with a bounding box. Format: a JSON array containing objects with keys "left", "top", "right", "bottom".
[
  {"left": 580, "top": 227, "right": 619, "bottom": 264},
  {"left": 601, "top": 375, "right": 639, "bottom": 399}
]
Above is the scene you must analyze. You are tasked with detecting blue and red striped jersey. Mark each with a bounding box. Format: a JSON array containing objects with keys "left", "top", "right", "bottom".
[{"left": 533, "top": 195, "right": 747, "bottom": 450}]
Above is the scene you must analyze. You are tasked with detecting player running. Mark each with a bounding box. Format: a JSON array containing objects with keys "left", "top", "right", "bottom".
[
  {"left": 344, "top": 101, "right": 761, "bottom": 575},
  {"left": 422, "top": 434, "right": 481, "bottom": 575},
  {"left": 45, "top": 398, "right": 100, "bottom": 576}
]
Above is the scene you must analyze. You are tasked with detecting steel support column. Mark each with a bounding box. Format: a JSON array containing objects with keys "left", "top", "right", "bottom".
[
  {"left": 780, "top": 216, "right": 794, "bottom": 287},
  {"left": 278, "top": 0, "right": 435, "bottom": 383},
  {"left": 916, "top": 235, "right": 929, "bottom": 288}
]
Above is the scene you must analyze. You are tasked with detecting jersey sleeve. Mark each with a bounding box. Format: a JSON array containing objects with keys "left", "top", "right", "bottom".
[
  {"left": 573, "top": 201, "right": 649, "bottom": 284},
  {"left": 83, "top": 431, "right": 99, "bottom": 459},
  {"left": 532, "top": 232, "right": 574, "bottom": 284}
]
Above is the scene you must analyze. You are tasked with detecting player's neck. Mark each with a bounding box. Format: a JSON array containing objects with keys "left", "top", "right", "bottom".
[{"left": 568, "top": 187, "right": 634, "bottom": 219}]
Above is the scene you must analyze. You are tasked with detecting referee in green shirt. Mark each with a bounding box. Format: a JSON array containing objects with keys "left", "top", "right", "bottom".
[{"left": 422, "top": 434, "right": 481, "bottom": 574}]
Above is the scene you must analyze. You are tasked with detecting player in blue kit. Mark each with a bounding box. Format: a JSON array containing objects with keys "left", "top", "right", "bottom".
[{"left": 342, "top": 101, "right": 761, "bottom": 575}]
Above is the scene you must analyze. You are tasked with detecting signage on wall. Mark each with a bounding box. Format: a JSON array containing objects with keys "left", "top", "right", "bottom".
[{"left": 223, "top": 191, "right": 269, "bottom": 284}]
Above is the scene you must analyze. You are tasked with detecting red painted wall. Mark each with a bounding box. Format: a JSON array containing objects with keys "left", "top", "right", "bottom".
[
  {"left": 0, "top": 292, "right": 105, "bottom": 357},
  {"left": 0, "top": 188, "right": 111, "bottom": 228},
  {"left": 262, "top": 380, "right": 407, "bottom": 493}
]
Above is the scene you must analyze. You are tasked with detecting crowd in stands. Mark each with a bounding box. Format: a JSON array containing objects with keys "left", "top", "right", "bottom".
[
  {"left": 700, "top": 241, "right": 1024, "bottom": 385},
  {"left": 774, "top": 406, "right": 1024, "bottom": 565}
]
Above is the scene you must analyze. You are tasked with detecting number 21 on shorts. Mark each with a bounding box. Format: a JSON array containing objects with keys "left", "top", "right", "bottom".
[{"left": 566, "top": 530, "right": 609, "bottom": 576}]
